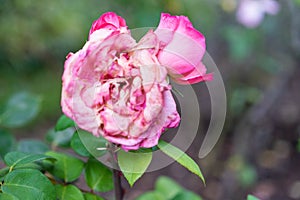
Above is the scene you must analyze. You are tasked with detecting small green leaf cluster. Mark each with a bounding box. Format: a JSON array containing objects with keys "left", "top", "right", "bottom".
[
  {"left": 117, "top": 140, "right": 205, "bottom": 186},
  {"left": 136, "top": 176, "right": 203, "bottom": 200},
  {"left": 0, "top": 111, "right": 206, "bottom": 199},
  {"left": 0, "top": 115, "right": 112, "bottom": 200}
]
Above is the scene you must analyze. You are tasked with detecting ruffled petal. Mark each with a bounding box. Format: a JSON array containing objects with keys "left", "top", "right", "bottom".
[
  {"left": 139, "top": 90, "right": 180, "bottom": 148},
  {"left": 172, "top": 62, "right": 213, "bottom": 85},
  {"left": 89, "top": 12, "right": 127, "bottom": 37}
]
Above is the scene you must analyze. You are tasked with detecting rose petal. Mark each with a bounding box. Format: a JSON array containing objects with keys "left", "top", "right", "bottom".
[
  {"left": 172, "top": 62, "right": 213, "bottom": 84},
  {"left": 139, "top": 90, "right": 180, "bottom": 148},
  {"left": 155, "top": 13, "right": 209, "bottom": 84},
  {"left": 89, "top": 12, "right": 127, "bottom": 37},
  {"left": 100, "top": 108, "right": 131, "bottom": 135}
]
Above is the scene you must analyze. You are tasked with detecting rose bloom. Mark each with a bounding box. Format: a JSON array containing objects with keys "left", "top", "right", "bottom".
[{"left": 61, "top": 12, "right": 211, "bottom": 150}]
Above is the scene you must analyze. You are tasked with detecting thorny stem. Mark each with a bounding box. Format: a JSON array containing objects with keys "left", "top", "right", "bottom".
[{"left": 108, "top": 143, "right": 124, "bottom": 200}]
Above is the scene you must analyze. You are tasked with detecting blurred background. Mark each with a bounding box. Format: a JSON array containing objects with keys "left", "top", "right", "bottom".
[{"left": 0, "top": 0, "right": 300, "bottom": 199}]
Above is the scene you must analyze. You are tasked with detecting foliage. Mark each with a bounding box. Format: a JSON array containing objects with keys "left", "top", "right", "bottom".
[
  {"left": 0, "top": 104, "right": 205, "bottom": 199},
  {"left": 157, "top": 140, "right": 205, "bottom": 184},
  {"left": 118, "top": 150, "right": 153, "bottom": 187},
  {"left": 136, "top": 176, "right": 203, "bottom": 200},
  {"left": 84, "top": 158, "right": 113, "bottom": 192},
  {"left": 1, "top": 169, "right": 56, "bottom": 200},
  {"left": 0, "top": 111, "right": 114, "bottom": 199}
]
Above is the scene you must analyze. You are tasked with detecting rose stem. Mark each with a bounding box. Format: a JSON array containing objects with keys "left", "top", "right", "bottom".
[
  {"left": 109, "top": 143, "right": 124, "bottom": 200},
  {"left": 113, "top": 168, "right": 124, "bottom": 200}
]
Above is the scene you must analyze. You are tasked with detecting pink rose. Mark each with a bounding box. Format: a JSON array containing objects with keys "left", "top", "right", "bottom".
[
  {"left": 61, "top": 13, "right": 180, "bottom": 150},
  {"left": 61, "top": 12, "right": 210, "bottom": 150},
  {"left": 155, "top": 13, "right": 213, "bottom": 84}
]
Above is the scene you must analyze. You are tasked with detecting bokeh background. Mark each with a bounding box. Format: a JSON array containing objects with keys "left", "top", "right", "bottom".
[{"left": 0, "top": 0, "right": 300, "bottom": 199}]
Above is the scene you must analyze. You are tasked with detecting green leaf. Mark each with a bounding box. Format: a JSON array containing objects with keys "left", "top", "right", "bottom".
[
  {"left": 0, "top": 193, "right": 19, "bottom": 200},
  {"left": 17, "top": 139, "right": 49, "bottom": 154},
  {"left": 0, "top": 167, "right": 9, "bottom": 178},
  {"left": 46, "top": 128, "right": 74, "bottom": 148},
  {"left": 173, "top": 191, "right": 202, "bottom": 200},
  {"left": 0, "top": 129, "right": 15, "bottom": 160},
  {"left": 71, "top": 131, "right": 91, "bottom": 157},
  {"left": 157, "top": 140, "right": 205, "bottom": 184},
  {"left": 83, "top": 193, "right": 105, "bottom": 200},
  {"left": 55, "top": 115, "right": 75, "bottom": 131},
  {"left": 155, "top": 176, "right": 183, "bottom": 199},
  {"left": 13, "top": 163, "right": 41, "bottom": 171},
  {"left": 1, "top": 169, "right": 55, "bottom": 200},
  {"left": 135, "top": 191, "right": 165, "bottom": 200},
  {"left": 71, "top": 132, "right": 91, "bottom": 157},
  {"left": 118, "top": 150, "right": 152, "bottom": 186},
  {"left": 45, "top": 151, "right": 84, "bottom": 183},
  {"left": 74, "top": 130, "right": 107, "bottom": 157},
  {"left": 55, "top": 184, "right": 84, "bottom": 200},
  {"left": 4, "top": 151, "right": 54, "bottom": 168},
  {"left": 0, "top": 92, "right": 41, "bottom": 128},
  {"left": 84, "top": 158, "right": 113, "bottom": 192},
  {"left": 247, "top": 194, "right": 260, "bottom": 200}
]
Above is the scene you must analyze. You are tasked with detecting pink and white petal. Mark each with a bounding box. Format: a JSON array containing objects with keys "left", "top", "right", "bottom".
[
  {"left": 155, "top": 13, "right": 179, "bottom": 46},
  {"left": 143, "top": 84, "right": 163, "bottom": 122},
  {"left": 140, "top": 64, "right": 156, "bottom": 91},
  {"left": 140, "top": 64, "right": 168, "bottom": 92},
  {"left": 104, "top": 135, "right": 143, "bottom": 150},
  {"left": 159, "top": 90, "right": 180, "bottom": 129},
  {"left": 174, "top": 73, "right": 213, "bottom": 85},
  {"left": 89, "top": 12, "right": 127, "bottom": 37},
  {"left": 158, "top": 51, "right": 194, "bottom": 75},
  {"left": 80, "top": 84, "right": 97, "bottom": 108},
  {"left": 133, "top": 30, "right": 158, "bottom": 51},
  {"left": 157, "top": 30, "right": 206, "bottom": 75},
  {"left": 61, "top": 93, "right": 74, "bottom": 120},
  {"left": 71, "top": 85, "right": 100, "bottom": 135},
  {"left": 172, "top": 62, "right": 213, "bottom": 85},
  {"left": 139, "top": 90, "right": 180, "bottom": 148},
  {"left": 80, "top": 33, "right": 136, "bottom": 81},
  {"left": 176, "top": 16, "right": 206, "bottom": 50},
  {"left": 89, "top": 29, "right": 115, "bottom": 43},
  {"left": 129, "top": 113, "right": 150, "bottom": 138},
  {"left": 100, "top": 108, "right": 131, "bottom": 135},
  {"left": 132, "top": 49, "right": 156, "bottom": 68},
  {"left": 155, "top": 13, "right": 208, "bottom": 84},
  {"left": 157, "top": 13, "right": 179, "bottom": 31},
  {"left": 61, "top": 52, "right": 81, "bottom": 119}
]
